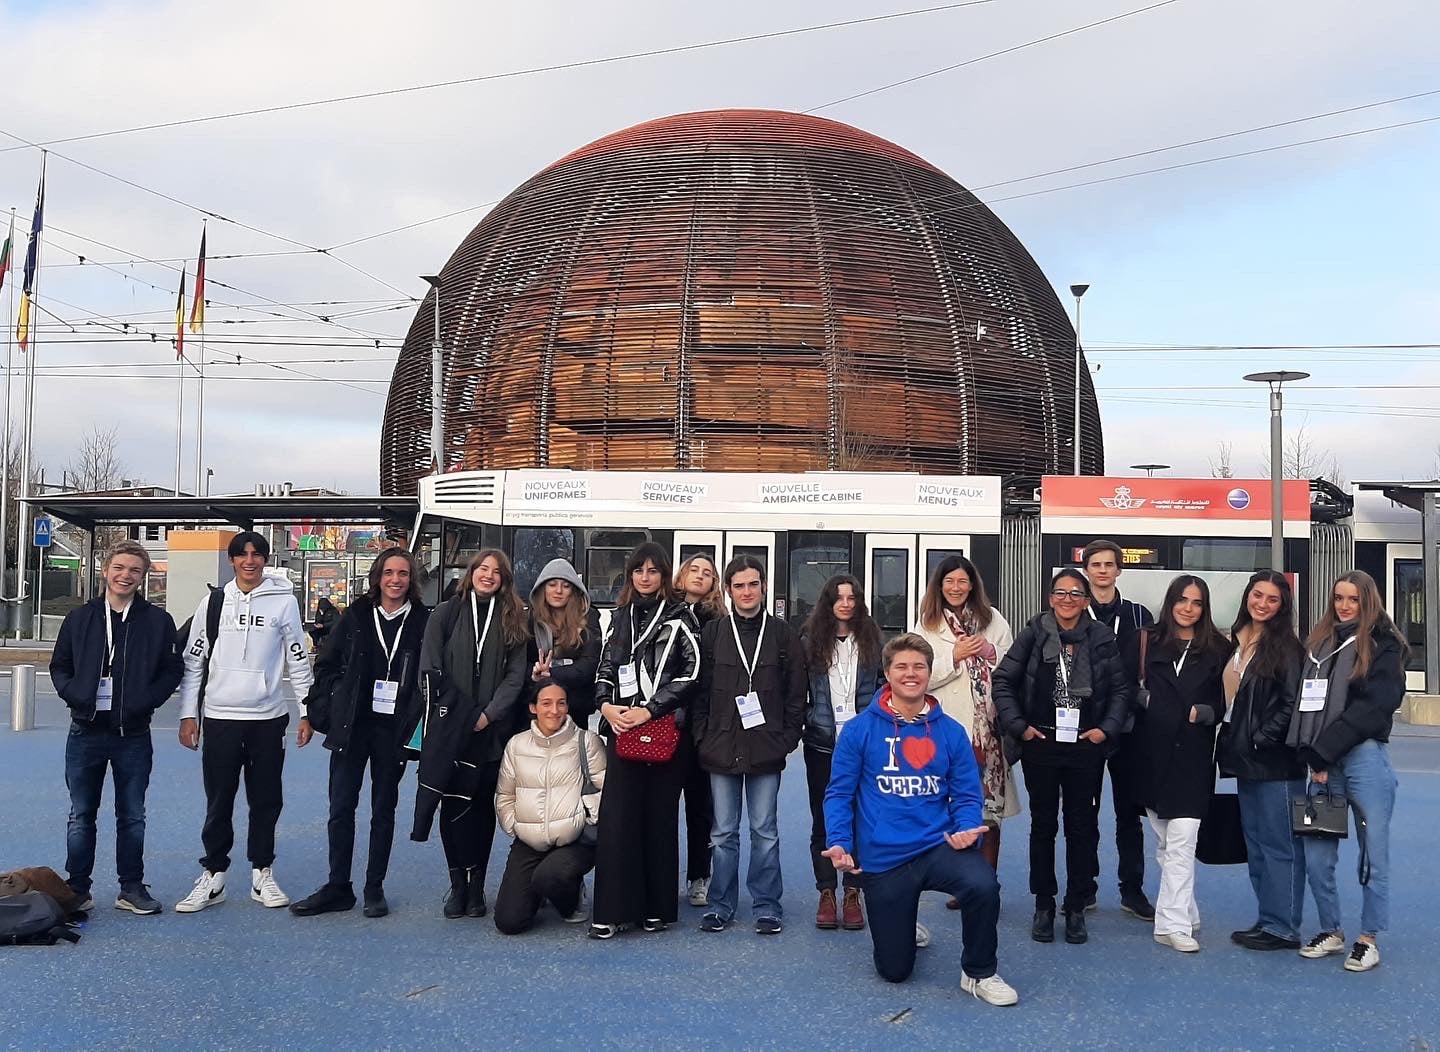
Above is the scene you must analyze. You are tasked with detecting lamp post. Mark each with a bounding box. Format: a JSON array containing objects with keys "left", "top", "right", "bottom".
[
  {"left": 205, "top": 467, "right": 214, "bottom": 497},
  {"left": 1130, "top": 463, "right": 1170, "bottom": 477},
  {"left": 421, "top": 275, "right": 444, "bottom": 475},
  {"left": 1070, "top": 283, "right": 1090, "bottom": 475},
  {"left": 1243, "top": 370, "right": 1310, "bottom": 572}
]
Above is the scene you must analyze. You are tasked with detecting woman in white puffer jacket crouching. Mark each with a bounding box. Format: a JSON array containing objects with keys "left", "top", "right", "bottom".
[{"left": 493, "top": 679, "right": 606, "bottom": 933}]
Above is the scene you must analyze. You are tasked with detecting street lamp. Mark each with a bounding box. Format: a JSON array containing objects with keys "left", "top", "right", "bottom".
[
  {"left": 1243, "top": 370, "right": 1310, "bottom": 572},
  {"left": 421, "top": 275, "right": 444, "bottom": 475},
  {"left": 1070, "top": 283, "right": 1090, "bottom": 475},
  {"left": 1130, "top": 463, "right": 1170, "bottom": 477}
]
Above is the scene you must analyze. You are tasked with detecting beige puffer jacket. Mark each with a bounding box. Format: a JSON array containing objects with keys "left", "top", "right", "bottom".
[{"left": 496, "top": 717, "right": 606, "bottom": 851}]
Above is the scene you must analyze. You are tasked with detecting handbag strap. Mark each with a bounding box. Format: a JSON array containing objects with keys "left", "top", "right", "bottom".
[
  {"left": 576, "top": 728, "right": 599, "bottom": 796},
  {"left": 1353, "top": 801, "right": 1371, "bottom": 886},
  {"left": 1137, "top": 628, "right": 1149, "bottom": 688}
]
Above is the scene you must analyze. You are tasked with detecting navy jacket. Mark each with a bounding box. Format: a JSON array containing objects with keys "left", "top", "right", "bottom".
[
  {"left": 801, "top": 632, "right": 882, "bottom": 752},
  {"left": 51, "top": 595, "right": 183, "bottom": 733}
]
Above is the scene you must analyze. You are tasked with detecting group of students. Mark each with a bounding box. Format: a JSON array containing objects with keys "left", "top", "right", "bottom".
[{"left": 50, "top": 530, "right": 1407, "bottom": 1008}]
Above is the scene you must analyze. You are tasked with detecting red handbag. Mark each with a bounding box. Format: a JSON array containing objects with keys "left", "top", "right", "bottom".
[{"left": 615, "top": 712, "right": 681, "bottom": 764}]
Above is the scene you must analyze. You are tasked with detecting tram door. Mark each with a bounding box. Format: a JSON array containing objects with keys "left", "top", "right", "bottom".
[
  {"left": 725, "top": 532, "right": 778, "bottom": 615},
  {"left": 674, "top": 531, "right": 723, "bottom": 567},
  {"left": 866, "top": 533, "right": 917, "bottom": 640},
  {"left": 1388, "top": 543, "right": 1426, "bottom": 692}
]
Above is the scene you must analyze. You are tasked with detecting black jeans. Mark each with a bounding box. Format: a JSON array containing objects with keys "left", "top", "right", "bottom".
[
  {"left": 439, "top": 760, "right": 501, "bottom": 882},
  {"left": 65, "top": 725, "right": 153, "bottom": 894},
  {"left": 862, "top": 844, "right": 1000, "bottom": 983},
  {"left": 200, "top": 715, "right": 287, "bottom": 873},
  {"left": 326, "top": 718, "right": 406, "bottom": 890},
  {"left": 681, "top": 743, "right": 713, "bottom": 882},
  {"left": 1020, "top": 740, "right": 1105, "bottom": 914},
  {"left": 493, "top": 839, "right": 596, "bottom": 934},
  {"left": 1103, "top": 732, "right": 1146, "bottom": 896},
  {"left": 803, "top": 745, "right": 860, "bottom": 892}
]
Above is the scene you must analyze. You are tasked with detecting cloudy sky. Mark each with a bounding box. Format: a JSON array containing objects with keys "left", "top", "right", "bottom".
[{"left": 1, "top": 0, "right": 1436, "bottom": 495}]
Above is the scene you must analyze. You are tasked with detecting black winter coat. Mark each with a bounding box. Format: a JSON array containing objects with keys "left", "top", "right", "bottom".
[
  {"left": 302, "top": 596, "right": 430, "bottom": 754},
  {"left": 51, "top": 595, "right": 183, "bottom": 733},
  {"left": 595, "top": 598, "right": 700, "bottom": 729},
  {"left": 693, "top": 613, "right": 807, "bottom": 775},
  {"left": 1088, "top": 594, "right": 1155, "bottom": 733},
  {"left": 1217, "top": 645, "right": 1305, "bottom": 782},
  {"left": 526, "top": 606, "right": 603, "bottom": 726},
  {"left": 1136, "top": 638, "right": 1229, "bottom": 819},
  {"left": 1295, "top": 630, "right": 1407, "bottom": 772},
  {"left": 992, "top": 615, "right": 1131, "bottom": 751}
]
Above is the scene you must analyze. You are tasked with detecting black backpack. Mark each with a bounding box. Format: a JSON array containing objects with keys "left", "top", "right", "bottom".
[
  {"left": 176, "top": 587, "right": 226, "bottom": 718},
  {"left": 0, "top": 892, "right": 80, "bottom": 946}
]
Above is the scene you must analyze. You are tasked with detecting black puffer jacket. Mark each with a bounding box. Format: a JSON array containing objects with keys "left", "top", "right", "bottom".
[
  {"left": 595, "top": 597, "right": 700, "bottom": 729},
  {"left": 692, "top": 612, "right": 807, "bottom": 775},
  {"left": 1217, "top": 645, "right": 1305, "bottom": 782},
  {"left": 992, "top": 614, "right": 1131, "bottom": 748}
]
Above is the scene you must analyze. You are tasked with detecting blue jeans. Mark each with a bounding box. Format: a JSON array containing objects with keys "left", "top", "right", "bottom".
[
  {"left": 65, "top": 725, "right": 154, "bottom": 894},
  {"left": 1302, "top": 740, "right": 1397, "bottom": 937},
  {"left": 1236, "top": 777, "right": 1306, "bottom": 940},
  {"left": 708, "top": 771, "right": 783, "bottom": 921}
]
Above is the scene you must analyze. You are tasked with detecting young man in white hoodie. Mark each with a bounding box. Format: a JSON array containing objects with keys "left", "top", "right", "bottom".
[{"left": 175, "top": 531, "right": 314, "bottom": 912}]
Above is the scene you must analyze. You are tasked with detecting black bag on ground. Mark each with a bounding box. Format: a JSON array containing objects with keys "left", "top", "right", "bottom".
[
  {"left": 1292, "top": 784, "right": 1349, "bottom": 838},
  {"left": 0, "top": 891, "right": 81, "bottom": 946},
  {"left": 1196, "top": 792, "right": 1248, "bottom": 866}
]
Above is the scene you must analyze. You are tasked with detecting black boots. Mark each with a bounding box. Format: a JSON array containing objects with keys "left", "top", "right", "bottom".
[
  {"left": 443, "top": 868, "right": 467, "bottom": 919},
  {"left": 465, "top": 867, "right": 487, "bottom": 918},
  {"left": 1065, "top": 910, "right": 1088, "bottom": 944},
  {"left": 1031, "top": 906, "right": 1056, "bottom": 943}
]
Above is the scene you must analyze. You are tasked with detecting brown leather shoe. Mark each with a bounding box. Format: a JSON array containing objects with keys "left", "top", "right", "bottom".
[
  {"left": 841, "top": 887, "right": 865, "bottom": 931},
  {"left": 816, "top": 888, "right": 839, "bottom": 929}
]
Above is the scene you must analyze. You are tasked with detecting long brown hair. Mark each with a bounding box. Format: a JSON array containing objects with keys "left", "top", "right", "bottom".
[
  {"left": 366, "top": 546, "right": 423, "bottom": 606},
  {"left": 675, "top": 553, "right": 726, "bottom": 620},
  {"left": 918, "top": 555, "right": 994, "bottom": 633},
  {"left": 803, "top": 574, "right": 883, "bottom": 672},
  {"left": 1229, "top": 570, "right": 1303, "bottom": 680},
  {"left": 457, "top": 549, "right": 529, "bottom": 647},
  {"left": 1147, "top": 574, "right": 1228, "bottom": 661},
  {"left": 531, "top": 570, "right": 590, "bottom": 653},
  {"left": 616, "top": 541, "right": 676, "bottom": 607},
  {"left": 1306, "top": 570, "right": 1409, "bottom": 679}
]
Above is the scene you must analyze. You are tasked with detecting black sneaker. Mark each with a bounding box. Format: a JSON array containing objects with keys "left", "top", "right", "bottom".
[
  {"left": 115, "top": 884, "right": 162, "bottom": 915},
  {"left": 1230, "top": 924, "right": 1264, "bottom": 945},
  {"left": 1064, "top": 911, "right": 1088, "bottom": 944},
  {"left": 641, "top": 917, "right": 667, "bottom": 933},
  {"left": 755, "top": 916, "right": 783, "bottom": 935},
  {"left": 289, "top": 883, "right": 356, "bottom": 917},
  {"left": 1120, "top": 890, "right": 1155, "bottom": 921},
  {"left": 1236, "top": 930, "right": 1301, "bottom": 952},
  {"left": 699, "top": 912, "right": 729, "bottom": 933},
  {"left": 362, "top": 886, "right": 389, "bottom": 918},
  {"left": 1082, "top": 894, "right": 1097, "bottom": 913},
  {"left": 1031, "top": 906, "right": 1056, "bottom": 943}
]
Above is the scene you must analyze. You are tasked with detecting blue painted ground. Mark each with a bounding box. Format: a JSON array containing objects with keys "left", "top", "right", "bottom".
[{"left": 3, "top": 680, "right": 1439, "bottom": 1050}]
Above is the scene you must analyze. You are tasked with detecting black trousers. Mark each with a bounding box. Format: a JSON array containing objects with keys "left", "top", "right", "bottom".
[
  {"left": 1102, "top": 732, "right": 1147, "bottom": 895},
  {"left": 1020, "top": 740, "right": 1105, "bottom": 914},
  {"left": 681, "top": 740, "right": 713, "bottom": 882},
  {"left": 326, "top": 718, "right": 406, "bottom": 890},
  {"left": 200, "top": 715, "right": 287, "bottom": 873},
  {"left": 439, "top": 760, "right": 501, "bottom": 882},
  {"left": 803, "top": 745, "right": 860, "bottom": 892},
  {"left": 591, "top": 735, "right": 687, "bottom": 926},
  {"left": 493, "top": 839, "right": 596, "bottom": 934}
]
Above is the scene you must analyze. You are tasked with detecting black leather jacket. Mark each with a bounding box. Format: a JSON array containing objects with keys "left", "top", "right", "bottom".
[
  {"left": 1217, "top": 648, "right": 1305, "bottom": 782},
  {"left": 595, "top": 598, "right": 700, "bottom": 725}
]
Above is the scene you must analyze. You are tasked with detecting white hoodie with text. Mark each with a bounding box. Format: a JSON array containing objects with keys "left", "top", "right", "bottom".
[{"left": 178, "top": 570, "right": 314, "bottom": 721}]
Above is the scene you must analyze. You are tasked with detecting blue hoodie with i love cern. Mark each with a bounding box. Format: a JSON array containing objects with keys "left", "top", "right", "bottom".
[{"left": 823, "top": 686, "right": 983, "bottom": 875}]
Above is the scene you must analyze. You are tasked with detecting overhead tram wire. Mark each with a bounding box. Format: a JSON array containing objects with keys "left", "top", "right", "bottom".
[{"left": 0, "top": 1, "right": 1002, "bottom": 153}]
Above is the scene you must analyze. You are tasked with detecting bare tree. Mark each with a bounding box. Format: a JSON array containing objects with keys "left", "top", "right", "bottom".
[
  {"left": 1259, "top": 422, "right": 1344, "bottom": 484},
  {"left": 2, "top": 426, "right": 47, "bottom": 573},
  {"left": 1209, "top": 441, "right": 1234, "bottom": 479},
  {"left": 66, "top": 423, "right": 126, "bottom": 493}
]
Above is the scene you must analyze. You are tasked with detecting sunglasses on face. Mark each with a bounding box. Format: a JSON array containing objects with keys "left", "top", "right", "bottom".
[{"left": 1050, "top": 589, "right": 1088, "bottom": 600}]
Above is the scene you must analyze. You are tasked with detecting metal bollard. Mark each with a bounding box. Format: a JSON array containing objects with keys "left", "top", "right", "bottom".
[{"left": 11, "top": 663, "right": 35, "bottom": 732}]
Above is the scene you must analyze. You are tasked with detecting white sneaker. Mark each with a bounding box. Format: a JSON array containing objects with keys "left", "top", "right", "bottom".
[
  {"left": 1344, "top": 940, "right": 1380, "bottom": 972},
  {"left": 915, "top": 922, "right": 931, "bottom": 949},
  {"left": 1300, "top": 930, "right": 1346, "bottom": 959},
  {"left": 687, "top": 877, "right": 710, "bottom": 907},
  {"left": 175, "top": 870, "right": 226, "bottom": 913},
  {"left": 961, "top": 973, "right": 1019, "bottom": 1007},
  {"left": 251, "top": 867, "right": 289, "bottom": 908},
  {"left": 1154, "top": 931, "right": 1200, "bottom": 953},
  {"left": 563, "top": 884, "right": 590, "bottom": 924}
]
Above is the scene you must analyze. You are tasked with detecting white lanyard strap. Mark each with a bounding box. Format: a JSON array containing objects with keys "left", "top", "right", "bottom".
[
  {"left": 1087, "top": 606, "right": 1120, "bottom": 635},
  {"left": 104, "top": 600, "right": 132, "bottom": 670},
  {"left": 1174, "top": 640, "right": 1192, "bottom": 677},
  {"left": 630, "top": 605, "right": 663, "bottom": 658},
  {"left": 728, "top": 611, "right": 769, "bottom": 692},
  {"left": 1309, "top": 634, "right": 1356, "bottom": 670},
  {"left": 374, "top": 603, "right": 411, "bottom": 679},
  {"left": 469, "top": 594, "right": 496, "bottom": 665},
  {"left": 1057, "top": 644, "right": 1072, "bottom": 696}
]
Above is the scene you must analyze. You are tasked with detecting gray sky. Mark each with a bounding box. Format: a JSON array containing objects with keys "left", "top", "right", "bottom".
[{"left": 2, "top": 0, "right": 1437, "bottom": 494}]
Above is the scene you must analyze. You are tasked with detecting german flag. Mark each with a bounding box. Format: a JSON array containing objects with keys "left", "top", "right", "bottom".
[
  {"left": 175, "top": 266, "right": 186, "bottom": 359},
  {"left": 189, "top": 227, "right": 206, "bottom": 332}
]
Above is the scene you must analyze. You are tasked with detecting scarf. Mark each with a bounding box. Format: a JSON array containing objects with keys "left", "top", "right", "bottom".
[
  {"left": 445, "top": 594, "right": 507, "bottom": 721},
  {"left": 1287, "top": 621, "right": 1358, "bottom": 750},
  {"left": 943, "top": 607, "right": 1006, "bottom": 815},
  {"left": 1038, "top": 612, "right": 1095, "bottom": 699}
]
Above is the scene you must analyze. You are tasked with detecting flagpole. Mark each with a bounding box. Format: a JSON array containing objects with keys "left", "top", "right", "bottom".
[
  {"left": 18, "top": 151, "right": 46, "bottom": 638},
  {"left": 174, "top": 352, "right": 185, "bottom": 496},
  {"left": 1, "top": 208, "right": 15, "bottom": 618},
  {"left": 194, "top": 221, "right": 206, "bottom": 493}
]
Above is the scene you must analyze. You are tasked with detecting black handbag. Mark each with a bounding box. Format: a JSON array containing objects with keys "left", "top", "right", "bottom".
[
  {"left": 1291, "top": 784, "right": 1349, "bottom": 838},
  {"left": 1196, "top": 793, "right": 1248, "bottom": 865}
]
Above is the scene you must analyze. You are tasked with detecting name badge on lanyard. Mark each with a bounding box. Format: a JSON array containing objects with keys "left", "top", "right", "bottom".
[
  {"left": 730, "top": 611, "right": 769, "bottom": 731},
  {"left": 1300, "top": 636, "right": 1355, "bottom": 713},
  {"left": 620, "top": 606, "right": 662, "bottom": 701},
  {"left": 99, "top": 602, "right": 130, "bottom": 713},
  {"left": 1055, "top": 705, "right": 1080, "bottom": 743},
  {"left": 373, "top": 604, "right": 411, "bottom": 715},
  {"left": 96, "top": 677, "right": 114, "bottom": 712},
  {"left": 372, "top": 680, "right": 399, "bottom": 714}
]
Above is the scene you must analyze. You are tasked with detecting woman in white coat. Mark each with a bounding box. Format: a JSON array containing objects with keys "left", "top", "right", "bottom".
[{"left": 913, "top": 554, "right": 1016, "bottom": 873}]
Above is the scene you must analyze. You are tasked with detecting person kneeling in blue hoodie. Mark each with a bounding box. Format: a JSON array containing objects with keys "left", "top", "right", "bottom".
[{"left": 823, "top": 633, "right": 1018, "bottom": 1007}]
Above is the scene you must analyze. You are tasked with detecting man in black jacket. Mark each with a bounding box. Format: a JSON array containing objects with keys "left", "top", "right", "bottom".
[
  {"left": 692, "top": 556, "right": 807, "bottom": 935},
  {"left": 51, "top": 541, "right": 183, "bottom": 916},
  {"left": 1081, "top": 539, "right": 1156, "bottom": 921}
]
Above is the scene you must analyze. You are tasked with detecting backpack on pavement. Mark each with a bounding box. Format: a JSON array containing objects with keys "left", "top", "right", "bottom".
[{"left": 0, "top": 891, "right": 81, "bottom": 946}]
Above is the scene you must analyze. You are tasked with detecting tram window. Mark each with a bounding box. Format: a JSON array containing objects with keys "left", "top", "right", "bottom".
[
  {"left": 679, "top": 543, "right": 717, "bottom": 564},
  {"left": 734, "top": 545, "right": 770, "bottom": 581},
  {"left": 1182, "top": 539, "right": 1268, "bottom": 572},
  {"left": 1394, "top": 560, "right": 1426, "bottom": 672},
  {"left": 513, "top": 528, "right": 576, "bottom": 599},
  {"left": 444, "top": 525, "right": 485, "bottom": 576},
  {"left": 584, "top": 529, "right": 651, "bottom": 606},
  {"left": 871, "top": 548, "right": 909, "bottom": 639},
  {"left": 925, "top": 549, "right": 966, "bottom": 583},
  {"left": 789, "top": 531, "right": 850, "bottom": 624}
]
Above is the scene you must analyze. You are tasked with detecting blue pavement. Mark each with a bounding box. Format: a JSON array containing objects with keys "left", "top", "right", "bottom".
[{"left": 4, "top": 684, "right": 1439, "bottom": 1049}]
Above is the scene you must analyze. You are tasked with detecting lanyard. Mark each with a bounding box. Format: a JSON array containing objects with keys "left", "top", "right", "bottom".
[
  {"left": 469, "top": 594, "right": 496, "bottom": 666},
  {"left": 1087, "top": 605, "right": 1120, "bottom": 635},
  {"left": 1309, "top": 634, "right": 1356, "bottom": 671},
  {"left": 1174, "top": 640, "right": 1192, "bottom": 677},
  {"left": 373, "top": 603, "right": 411, "bottom": 679},
  {"left": 728, "top": 610, "right": 769, "bottom": 692},
  {"left": 1056, "top": 644, "right": 1073, "bottom": 696},
  {"left": 104, "top": 600, "right": 132, "bottom": 673},
  {"left": 832, "top": 635, "right": 856, "bottom": 703}
]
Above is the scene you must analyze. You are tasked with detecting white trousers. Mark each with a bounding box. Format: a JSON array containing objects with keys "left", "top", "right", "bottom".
[{"left": 1147, "top": 811, "right": 1202, "bottom": 937}]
